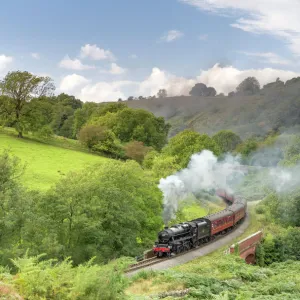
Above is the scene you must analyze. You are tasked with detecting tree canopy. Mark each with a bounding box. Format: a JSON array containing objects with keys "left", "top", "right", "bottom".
[
  {"left": 212, "top": 130, "right": 242, "bottom": 153},
  {"left": 189, "top": 83, "right": 217, "bottom": 97},
  {"left": 162, "top": 129, "right": 221, "bottom": 168},
  {"left": 236, "top": 77, "right": 260, "bottom": 96},
  {"left": 40, "top": 160, "right": 163, "bottom": 264},
  {"left": 90, "top": 107, "right": 170, "bottom": 151},
  {"left": 0, "top": 71, "right": 55, "bottom": 137}
]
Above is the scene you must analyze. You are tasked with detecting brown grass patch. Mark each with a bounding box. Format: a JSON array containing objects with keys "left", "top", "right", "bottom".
[{"left": 126, "top": 278, "right": 185, "bottom": 296}]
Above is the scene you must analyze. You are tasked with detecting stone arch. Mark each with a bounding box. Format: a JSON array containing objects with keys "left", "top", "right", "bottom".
[{"left": 245, "top": 253, "right": 255, "bottom": 265}]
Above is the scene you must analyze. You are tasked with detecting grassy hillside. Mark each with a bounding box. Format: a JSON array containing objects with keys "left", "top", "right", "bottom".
[
  {"left": 127, "top": 78, "right": 300, "bottom": 138},
  {"left": 0, "top": 131, "right": 108, "bottom": 190}
]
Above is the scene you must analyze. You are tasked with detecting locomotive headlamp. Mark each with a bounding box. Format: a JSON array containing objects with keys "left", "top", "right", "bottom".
[{"left": 168, "top": 245, "right": 172, "bottom": 249}]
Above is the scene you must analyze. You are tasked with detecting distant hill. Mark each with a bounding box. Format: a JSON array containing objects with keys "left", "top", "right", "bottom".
[{"left": 127, "top": 78, "right": 300, "bottom": 139}]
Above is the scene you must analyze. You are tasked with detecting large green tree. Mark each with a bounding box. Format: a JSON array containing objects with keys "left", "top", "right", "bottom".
[
  {"left": 212, "top": 130, "right": 242, "bottom": 153},
  {"left": 0, "top": 71, "right": 55, "bottom": 137},
  {"left": 90, "top": 107, "right": 170, "bottom": 151},
  {"left": 39, "top": 160, "right": 163, "bottom": 264},
  {"left": 162, "top": 129, "right": 221, "bottom": 168}
]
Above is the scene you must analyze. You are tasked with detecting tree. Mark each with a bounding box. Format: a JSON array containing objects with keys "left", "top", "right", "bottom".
[
  {"left": 90, "top": 108, "right": 170, "bottom": 151},
  {"left": 162, "top": 129, "right": 221, "bottom": 168},
  {"left": 127, "top": 96, "right": 134, "bottom": 101},
  {"left": 157, "top": 89, "right": 167, "bottom": 98},
  {"left": 40, "top": 160, "right": 163, "bottom": 263},
  {"left": 236, "top": 77, "right": 260, "bottom": 95},
  {"left": 151, "top": 155, "right": 181, "bottom": 180},
  {"left": 212, "top": 130, "right": 242, "bottom": 153},
  {"left": 189, "top": 83, "right": 216, "bottom": 97},
  {"left": 124, "top": 141, "right": 150, "bottom": 164},
  {"left": 236, "top": 138, "right": 258, "bottom": 160},
  {"left": 73, "top": 102, "right": 99, "bottom": 137},
  {"left": 0, "top": 71, "right": 55, "bottom": 137},
  {"left": 78, "top": 125, "right": 107, "bottom": 149},
  {"left": 118, "top": 98, "right": 122, "bottom": 102}
]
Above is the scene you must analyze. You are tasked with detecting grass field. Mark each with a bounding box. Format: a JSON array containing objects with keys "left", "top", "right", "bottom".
[{"left": 0, "top": 132, "right": 109, "bottom": 191}]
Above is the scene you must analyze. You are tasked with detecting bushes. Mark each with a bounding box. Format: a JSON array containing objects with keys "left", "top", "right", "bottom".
[
  {"left": 124, "top": 141, "right": 150, "bottom": 164},
  {"left": 256, "top": 228, "right": 300, "bottom": 266},
  {"left": 78, "top": 125, "right": 124, "bottom": 158},
  {"left": 212, "top": 130, "right": 242, "bottom": 153},
  {"left": 162, "top": 130, "right": 220, "bottom": 168},
  {"left": 5, "top": 254, "right": 133, "bottom": 300}
]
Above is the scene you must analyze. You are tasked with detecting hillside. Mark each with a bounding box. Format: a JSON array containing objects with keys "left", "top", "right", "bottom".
[
  {"left": 127, "top": 78, "right": 300, "bottom": 138},
  {"left": 0, "top": 132, "right": 108, "bottom": 190}
]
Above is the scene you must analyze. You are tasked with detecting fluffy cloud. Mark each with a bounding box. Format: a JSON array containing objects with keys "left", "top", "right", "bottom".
[
  {"left": 59, "top": 64, "right": 300, "bottom": 102},
  {"left": 59, "top": 73, "right": 137, "bottom": 102},
  {"left": 0, "top": 55, "right": 13, "bottom": 74},
  {"left": 180, "top": 0, "right": 300, "bottom": 56},
  {"left": 160, "top": 30, "right": 184, "bottom": 42},
  {"left": 239, "top": 52, "right": 292, "bottom": 66},
  {"left": 78, "top": 81, "right": 135, "bottom": 102},
  {"left": 59, "top": 74, "right": 89, "bottom": 93},
  {"left": 80, "top": 44, "right": 115, "bottom": 61},
  {"left": 59, "top": 55, "right": 95, "bottom": 70},
  {"left": 100, "top": 63, "right": 126, "bottom": 75},
  {"left": 138, "top": 64, "right": 300, "bottom": 96},
  {"left": 197, "top": 64, "right": 300, "bottom": 94},
  {"left": 31, "top": 53, "right": 40, "bottom": 60},
  {"left": 138, "top": 67, "right": 195, "bottom": 96},
  {"left": 130, "top": 54, "right": 138, "bottom": 59}
]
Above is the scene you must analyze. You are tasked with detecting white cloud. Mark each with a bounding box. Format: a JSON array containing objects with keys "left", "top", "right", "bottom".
[
  {"left": 80, "top": 44, "right": 115, "bottom": 61},
  {"left": 59, "top": 55, "right": 95, "bottom": 70},
  {"left": 100, "top": 63, "right": 126, "bottom": 75},
  {"left": 138, "top": 67, "right": 195, "bottom": 96},
  {"left": 139, "top": 64, "right": 300, "bottom": 96},
  {"left": 79, "top": 81, "right": 135, "bottom": 102},
  {"left": 31, "top": 53, "right": 40, "bottom": 60},
  {"left": 59, "top": 74, "right": 89, "bottom": 93},
  {"left": 160, "top": 30, "right": 184, "bottom": 42},
  {"left": 59, "top": 64, "right": 300, "bottom": 102},
  {"left": 0, "top": 55, "right": 13, "bottom": 74},
  {"left": 130, "top": 54, "right": 138, "bottom": 59},
  {"left": 59, "top": 73, "right": 137, "bottom": 102},
  {"left": 180, "top": 0, "right": 300, "bottom": 56},
  {"left": 197, "top": 63, "right": 300, "bottom": 94},
  {"left": 239, "top": 52, "right": 292, "bottom": 66},
  {"left": 198, "top": 34, "right": 208, "bottom": 41}
]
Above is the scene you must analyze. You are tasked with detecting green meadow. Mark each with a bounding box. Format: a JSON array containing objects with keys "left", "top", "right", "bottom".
[{"left": 0, "top": 132, "right": 109, "bottom": 191}]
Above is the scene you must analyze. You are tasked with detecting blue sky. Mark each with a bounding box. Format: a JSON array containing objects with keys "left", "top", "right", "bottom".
[{"left": 0, "top": 0, "right": 299, "bottom": 102}]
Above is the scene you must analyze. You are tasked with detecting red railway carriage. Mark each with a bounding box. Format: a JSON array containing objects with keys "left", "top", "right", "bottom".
[
  {"left": 205, "top": 210, "right": 234, "bottom": 235},
  {"left": 228, "top": 201, "right": 247, "bottom": 224},
  {"left": 215, "top": 189, "right": 235, "bottom": 204}
]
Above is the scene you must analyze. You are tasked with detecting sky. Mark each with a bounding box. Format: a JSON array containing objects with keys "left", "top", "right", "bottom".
[{"left": 1, "top": 0, "right": 300, "bottom": 102}]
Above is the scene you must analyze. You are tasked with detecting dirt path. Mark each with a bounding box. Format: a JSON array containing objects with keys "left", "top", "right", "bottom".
[{"left": 127, "top": 213, "right": 250, "bottom": 276}]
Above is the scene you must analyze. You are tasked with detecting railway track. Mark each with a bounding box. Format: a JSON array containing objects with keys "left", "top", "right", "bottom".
[
  {"left": 126, "top": 257, "right": 167, "bottom": 273},
  {"left": 126, "top": 216, "right": 247, "bottom": 274}
]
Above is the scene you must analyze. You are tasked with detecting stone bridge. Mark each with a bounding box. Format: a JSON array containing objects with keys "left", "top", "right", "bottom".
[{"left": 227, "top": 231, "right": 263, "bottom": 264}]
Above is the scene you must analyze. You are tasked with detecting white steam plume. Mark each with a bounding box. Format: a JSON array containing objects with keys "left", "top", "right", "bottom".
[
  {"left": 158, "top": 150, "right": 246, "bottom": 224},
  {"left": 268, "top": 166, "right": 300, "bottom": 193}
]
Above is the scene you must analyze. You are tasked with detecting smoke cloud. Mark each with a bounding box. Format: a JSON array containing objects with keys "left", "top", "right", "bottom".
[{"left": 158, "top": 150, "right": 246, "bottom": 224}]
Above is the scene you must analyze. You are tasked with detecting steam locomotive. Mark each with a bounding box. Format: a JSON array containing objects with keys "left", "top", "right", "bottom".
[{"left": 153, "top": 190, "right": 247, "bottom": 257}]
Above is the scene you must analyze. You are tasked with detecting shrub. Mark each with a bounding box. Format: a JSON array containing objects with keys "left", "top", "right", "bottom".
[
  {"left": 124, "top": 141, "right": 150, "bottom": 164},
  {"left": 78, "top": 125, "right": 107, "bottom": 149}
]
